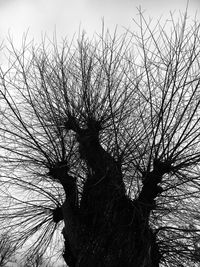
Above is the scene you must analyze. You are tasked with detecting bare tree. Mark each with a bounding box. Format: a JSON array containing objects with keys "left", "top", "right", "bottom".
[{"left": 0, "top": 9, "right": 200, "bottom": 267}]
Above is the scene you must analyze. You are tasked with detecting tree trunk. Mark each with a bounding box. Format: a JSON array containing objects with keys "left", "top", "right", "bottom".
[{"left": 53, "top": 119, "right": 161, "bottom": 267}]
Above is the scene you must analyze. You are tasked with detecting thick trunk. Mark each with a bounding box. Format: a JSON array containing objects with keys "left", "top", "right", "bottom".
[
  {"left": 53, "top": 118, "right": 162, "bottom": 266},
  {"left": 62, "top": 197, "right": 160, "bottom": 267}
]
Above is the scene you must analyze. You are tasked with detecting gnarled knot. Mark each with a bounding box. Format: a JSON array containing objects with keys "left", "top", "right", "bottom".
[
  {"left": 153, "top": 159, "right": 172, "bottom": 175},
  {"left": 48, "top": 162, "right": 70, "bottom": 181},
  {"left": 52, "top": 205, "right": 63, "bottom": 223},
  {"left": 65, "top": 114, "right": 80, "bottom": 132},
  {"left": 76, "top": 118, "right": 101, "bottom": 141}
]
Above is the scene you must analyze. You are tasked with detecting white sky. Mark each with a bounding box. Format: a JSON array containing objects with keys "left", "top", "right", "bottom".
[{"left": 0, "top": 0, "right": 199, "bottom": 44}]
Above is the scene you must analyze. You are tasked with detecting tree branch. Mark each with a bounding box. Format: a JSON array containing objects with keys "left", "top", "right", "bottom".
[
  {"left": 49, "top": 163, "right": 79, "bottom": 260},
  {"left": 138, "top": 159, "right": 172, "bottom": 209}
]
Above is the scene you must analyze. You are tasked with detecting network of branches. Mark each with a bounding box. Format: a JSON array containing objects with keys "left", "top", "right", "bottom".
[{"left": 0, "top": 10, "right": 199, "bottom": 267}]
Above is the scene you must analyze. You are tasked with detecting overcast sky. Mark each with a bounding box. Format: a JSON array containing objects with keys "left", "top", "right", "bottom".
[{"left": 0, "top": 0, "right": 199, "bottom": 45}]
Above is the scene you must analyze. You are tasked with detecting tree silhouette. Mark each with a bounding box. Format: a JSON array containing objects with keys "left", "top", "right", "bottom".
[{"left": 0, "top": 10, "right": 200, "bottom": 267}]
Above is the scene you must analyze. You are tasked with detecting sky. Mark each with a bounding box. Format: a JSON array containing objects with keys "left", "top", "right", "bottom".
[{"left": 0, "top": 0, "right": 199, "bottom": 45}]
